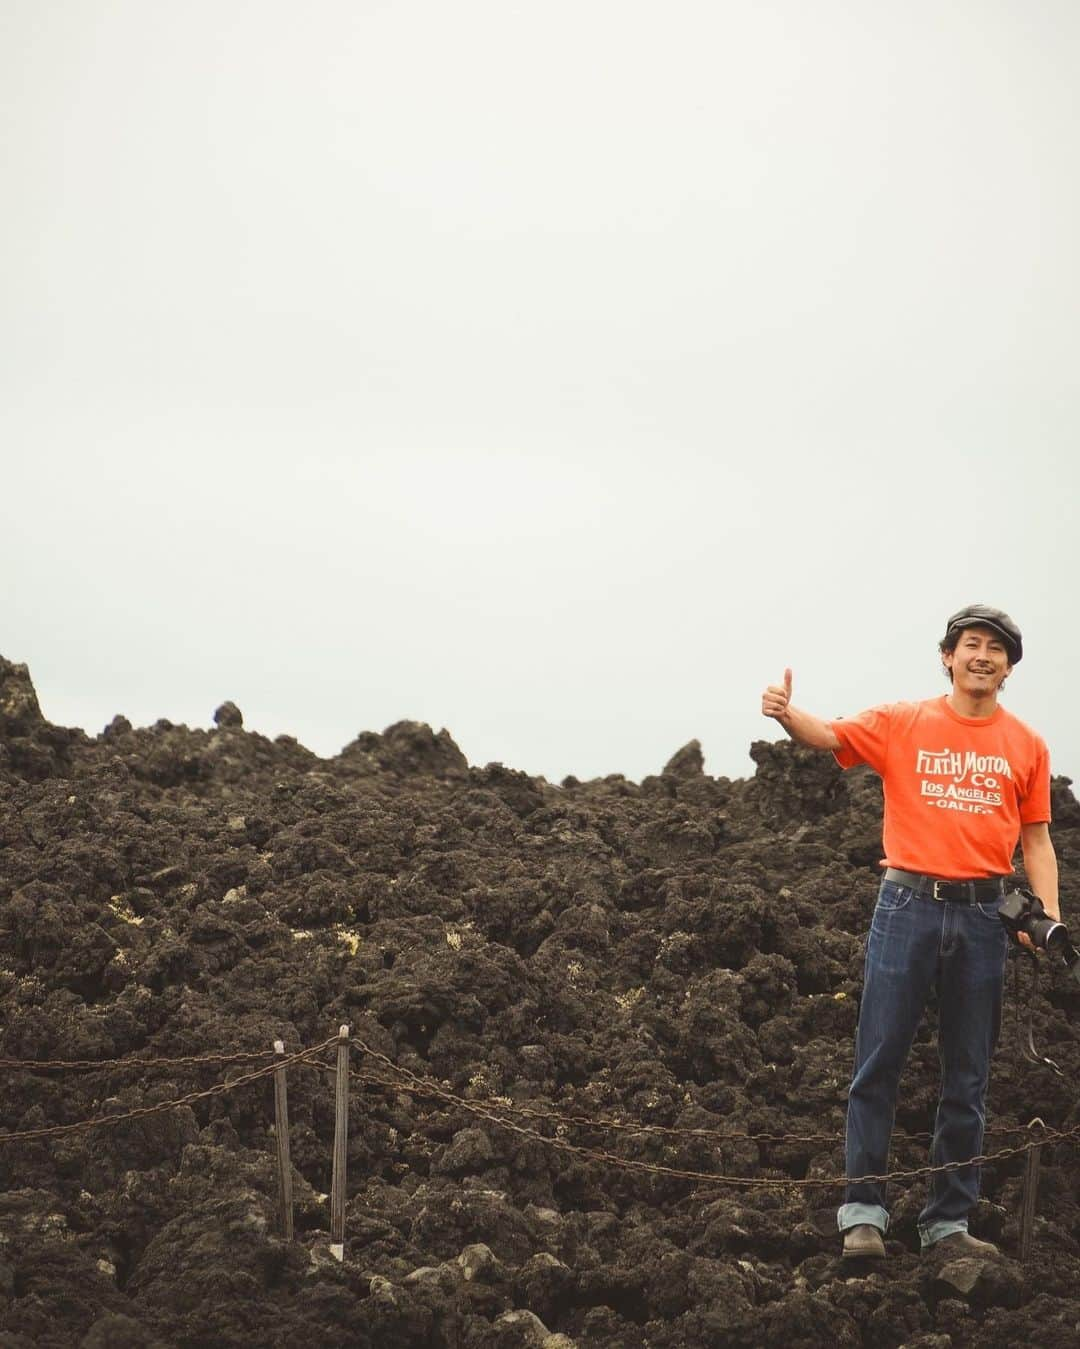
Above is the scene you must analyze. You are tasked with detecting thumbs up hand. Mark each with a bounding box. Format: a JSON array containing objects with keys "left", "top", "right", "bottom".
[{"left": 762, "top": 668, "right": 793, "bottom": 720}]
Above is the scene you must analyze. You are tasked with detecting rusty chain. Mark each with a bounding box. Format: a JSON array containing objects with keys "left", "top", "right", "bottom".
[
  {"left": 347, "top": 1040, "right": 1074, "bottom": 1189},
  {"left": 345, "top": 1035, "right": 1035, "bottom": 1147},
  {"left": 0, "top": 1047, "right": 285, "bottom": 1072},
  {"left": 347, "top": 1035, "right": 844, "bottom": 1143},
  {"left": 0, "top": 1038, "right": 338, "bottom": 1144}
]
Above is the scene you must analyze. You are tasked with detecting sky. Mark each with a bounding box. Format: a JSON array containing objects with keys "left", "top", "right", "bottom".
[{"left": 2, "top": 1, "right": 1078, "bottom": 786}]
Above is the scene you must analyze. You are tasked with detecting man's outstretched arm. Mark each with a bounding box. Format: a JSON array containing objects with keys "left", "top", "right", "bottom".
[{"left": 761, "top": 668, "right": 842, "bottom": 751}]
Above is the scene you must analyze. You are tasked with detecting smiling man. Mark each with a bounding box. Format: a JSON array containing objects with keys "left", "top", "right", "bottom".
[{"left": 761, "top": 604, "right": 1059, "bottom": 1261}]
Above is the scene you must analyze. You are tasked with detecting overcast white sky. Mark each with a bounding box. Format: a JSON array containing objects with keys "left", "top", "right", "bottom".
[{"left": 3, "top": 2, "right": 1077, "bottom": 785}]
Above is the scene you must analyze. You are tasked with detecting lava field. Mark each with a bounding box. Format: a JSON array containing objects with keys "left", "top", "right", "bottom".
[{"left": 2, "top": 654, "right": 1080, "bottom": 1348}]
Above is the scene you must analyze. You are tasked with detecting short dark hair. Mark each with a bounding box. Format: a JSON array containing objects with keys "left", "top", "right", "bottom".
[{"left": 938, "top": 631, "right": 959, "bottom": 684}]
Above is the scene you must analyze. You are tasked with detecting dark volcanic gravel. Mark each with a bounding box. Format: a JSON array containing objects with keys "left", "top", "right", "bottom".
[{"left": 2, "top": 654, "right": 1080, "bottom": 1348}]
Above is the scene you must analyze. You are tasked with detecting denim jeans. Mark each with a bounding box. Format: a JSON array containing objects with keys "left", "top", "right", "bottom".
[{"left": 837, "top": 878, "right": 1008, "bottom": 1247}]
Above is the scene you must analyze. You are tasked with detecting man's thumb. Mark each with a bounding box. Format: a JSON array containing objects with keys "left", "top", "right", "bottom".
[{"left": 784, "top": 668, "right": 793, "bottom": 696}]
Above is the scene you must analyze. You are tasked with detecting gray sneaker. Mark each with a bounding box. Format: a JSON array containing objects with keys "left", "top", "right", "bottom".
[
  {"left": 841, "top": 1224, "right": 886, "bottom": 1259},
  {"left": 924, "top": 1231, "right": 1002, "bottom": 1258}
]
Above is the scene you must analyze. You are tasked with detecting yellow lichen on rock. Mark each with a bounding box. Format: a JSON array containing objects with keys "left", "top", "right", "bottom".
[
  {"left": 108, "top": 895, "right": 144, "bottom": 926},
  {"left": 334, "top": 927, "right": 362, "bottom": 955}
]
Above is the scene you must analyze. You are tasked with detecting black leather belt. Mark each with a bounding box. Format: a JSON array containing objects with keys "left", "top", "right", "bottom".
[{"left": 883, "top": 867, "right": 1007, "bottom": 903}]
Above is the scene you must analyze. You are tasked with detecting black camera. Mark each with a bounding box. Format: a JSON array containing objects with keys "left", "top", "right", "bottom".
[
  {"left": 999, "top": 887, "right": 1071, "bottom": 953},
  {"left": 999, "top": 889, "right": 1080, "bottom": 1072}
]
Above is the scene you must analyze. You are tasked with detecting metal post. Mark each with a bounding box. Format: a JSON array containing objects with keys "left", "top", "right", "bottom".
[
  {"left": 330, "top": 1024, "right": 350, "bottom": 1261},
  {"left": 1019, "top": 1118, "right": 1044, "bottom": 1264},
  {"left": 272, "top": 1040, "right": 293, "bottom": 1241}
]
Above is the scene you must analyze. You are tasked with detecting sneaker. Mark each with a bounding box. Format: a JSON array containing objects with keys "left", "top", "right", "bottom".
[
  {"left": 842, "top": 1224, "right": 886, "bottom": 1259},
  {"left": 924, "top": 1231, "right": 1002, "bottom": 1258}
]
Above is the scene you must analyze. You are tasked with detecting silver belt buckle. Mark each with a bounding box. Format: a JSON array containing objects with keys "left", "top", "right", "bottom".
[{"left": 931, "top": 879, "right": 944, "bottom": 901}]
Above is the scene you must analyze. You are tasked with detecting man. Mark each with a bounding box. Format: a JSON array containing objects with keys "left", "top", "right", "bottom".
[{"left": 761, "top": 604, "right": 1059, "bottom": 1260}]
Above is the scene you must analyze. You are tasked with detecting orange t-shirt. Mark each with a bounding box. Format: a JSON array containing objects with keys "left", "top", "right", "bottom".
[{"left": 829, "top": 696, "right": 1051, "bottom": 879}]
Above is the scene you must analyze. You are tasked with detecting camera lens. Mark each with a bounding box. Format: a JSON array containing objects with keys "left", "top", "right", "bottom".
[{"left": 1037, "top": 918, "right": 1068, "bottom": 951}]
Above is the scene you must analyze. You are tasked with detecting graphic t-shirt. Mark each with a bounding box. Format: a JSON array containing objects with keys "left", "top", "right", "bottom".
[{"left": 829, "top": 696, "right": 1051, "bottom": 878}]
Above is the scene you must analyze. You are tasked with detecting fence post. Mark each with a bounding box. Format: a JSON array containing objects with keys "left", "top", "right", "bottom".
[
  {"left": 1019, "top": 1118, "right": 1044, "bottom": 1264},
  {"left": 272, "top": 1040, "right": 294, "bottom": 1241},
  {"left": 330, "top": 1024, "right": 350, "bottom": 1261}
]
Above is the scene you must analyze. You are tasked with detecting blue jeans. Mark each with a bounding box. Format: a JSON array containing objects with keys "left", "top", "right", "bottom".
[{"left": 837, "top": 878, "right": 1008, "bottom": 1248}]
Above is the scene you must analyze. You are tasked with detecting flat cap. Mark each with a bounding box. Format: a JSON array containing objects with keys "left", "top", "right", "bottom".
[{"left": 944, "top": 604, "right": 1023, "bottom": 663}]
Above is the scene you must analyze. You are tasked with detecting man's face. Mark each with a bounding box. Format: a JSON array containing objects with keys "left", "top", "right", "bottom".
[{"left": 943, "top": 625, "right": 1013, "bottom": 694}]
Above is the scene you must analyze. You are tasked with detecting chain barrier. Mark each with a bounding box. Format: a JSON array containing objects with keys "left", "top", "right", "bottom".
[
  {"left": 0, "top": 1038, "right": 338, "bottom": 1144},
  {"left": 0, "top": 1038, "right": 1046, "bottom": 1145},
  {"left": 347, "top": 1040, "right": 1075, "bottom": 1190},
  {"left": 2, "top": 1030, "right": 1069, "bottom": 1189}
]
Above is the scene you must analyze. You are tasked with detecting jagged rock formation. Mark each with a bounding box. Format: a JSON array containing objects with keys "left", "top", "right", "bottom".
[{"left": 1, "top": 658, "right": 1078, "bottom": 1346}]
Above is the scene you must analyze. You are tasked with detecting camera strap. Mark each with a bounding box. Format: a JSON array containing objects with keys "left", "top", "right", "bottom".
[{"left": 1010, "top": 949, "right": 1064, "bottom": 1077}]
